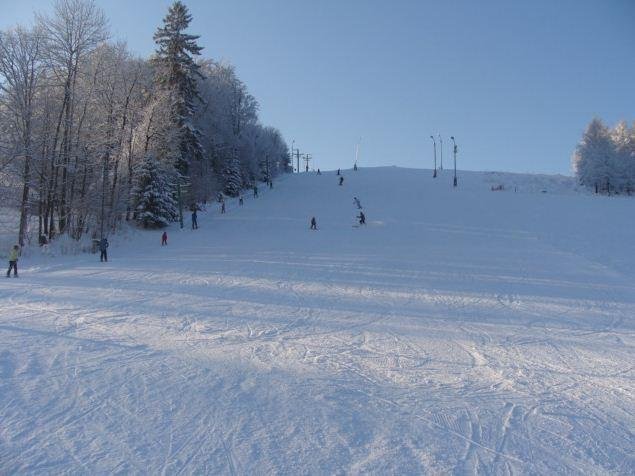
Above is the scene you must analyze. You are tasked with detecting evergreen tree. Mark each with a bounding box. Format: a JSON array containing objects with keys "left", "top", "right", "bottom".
[
  {"left": 132, "top": 154, "right": 178, "bottom": 228},
  {"left": 152, "top": 1, "right": 204, "bottom": 175},
  {"left": 223, "top": 152, "right": 242, "bottom": 197}
]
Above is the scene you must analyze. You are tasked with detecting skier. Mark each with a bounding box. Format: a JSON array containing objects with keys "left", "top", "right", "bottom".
[
  {"left": 310, "top": 217, "right": 317, "bottom": 230},
  {"left": 254, "top": 185, "right": 258, "bottom": 198},
  {"left": 269, "top": 180, "right": 273, "bottom": 189},
  {"left": 317, "top": 169, "right": 321, "bottom": 175},
  {"left": 161, "top": 231, "right": 168, "bottom": 246},
  {"left": 191, "top": 209, "right": 198, "bottom": 229},
  {"left": 354, "top": 163, "right": 358, "bottom": 171},
  {"left": 221, "top": 201, "right": 226, "bottom": 214},
  {"left": 337, "top": 169, "right": 340, "bottom": 176},
  {"left": 358, "top": 211, "right": 366, "bottom": 225},
  {"left": 239, "top": 196, "right": 244, "bottom": 206},
  {"left": 339, "top": 176, "right": 344, "bottom": 186},
  {"left": 99, "top": 237, "right": 109, "bottom": 262},
  {"left": 353, "top": 197, "right": 362, "bottom": 209},
  {"left": 6, "top": 244, "right": 19, "bottom": 277}
]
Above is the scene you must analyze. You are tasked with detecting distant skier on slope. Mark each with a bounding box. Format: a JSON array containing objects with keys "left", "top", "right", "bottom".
[
  {"left": 357, "top": 211, "right": 366, "bottom": 225},
  {"left": 99, "top": 237, "right": 109, "bottom": 262},
  {"left": 239, "top": 196, "right": 244, "bottom": 206},
  {"left": 221, "top": 201, "right": 226, "bottom": 214},
  {"left": 310, "top": 217, "right": 317, "bottom": 230},
  {"left": 254, "top": 185, "right": 258, "bottom": 198},
  {"left": 353, "top": 197, "right": 362, "bottom": 209},
  {"left": 337, "top": 169, "right": 340, "bottom": 176},
  {"left": 339, "top": 176, "right": 344, "bottom": 186},
  {"left": 6, "top": 244, "right": 19, "bottom": 277},
  {"left": 191, "top": 209, "right": 198, "bottom": 229},
  {"left": 317, "top": 169, "right": 321, "bottom": 175},
  {"left": 161, "top": 231, "right": 168, "bottom": 246}
]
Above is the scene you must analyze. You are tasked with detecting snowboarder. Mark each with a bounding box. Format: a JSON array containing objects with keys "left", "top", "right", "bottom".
[
  {"left": 191, "top": 209, "right": 198, "bottom": 229},
  {"left": 310, "top": 217, "right": 317, "bottom": 230},
  {"left": 353, "top": 197, "right": 362, "bottom": 209},
  {"left": 161, "top": 231, "right": 168, "bottom": 246},
  {"left": 221, "top": 201, "right": 226, "bottom": 214},
  {"left": 99, "top": 237, "right": 109, "bottom": 262},
  {"left": 339, "top": 176, "right": 344, "bottom": 186},
  {"left": 254, "top": 185, "right": 258, "bottom": 198},
  {"left": 239, "top": 196, "right": 244, "bottom": 206},
  {"left": 6, "top": 244, "right": 19, "bottom": 277},
  {"left": 358, "top": 211, "right": 366, "bottom": 225}
]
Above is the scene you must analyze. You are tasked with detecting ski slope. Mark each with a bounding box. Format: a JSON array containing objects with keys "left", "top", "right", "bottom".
[{"left": 1, "top": 167, "right": 634, "bottom": 474}]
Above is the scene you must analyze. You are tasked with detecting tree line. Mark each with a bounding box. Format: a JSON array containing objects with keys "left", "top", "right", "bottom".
[
  {"left": 0, "top": 0, "right": 290, "bottom": 246},
  {"left": 573, "top": 118, "right": 635, "bottom": 195}
]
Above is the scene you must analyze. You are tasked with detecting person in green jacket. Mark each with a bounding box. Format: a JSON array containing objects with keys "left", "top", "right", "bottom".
[{"left": 6, "top": 244, "right": 19, "bottom": 277}]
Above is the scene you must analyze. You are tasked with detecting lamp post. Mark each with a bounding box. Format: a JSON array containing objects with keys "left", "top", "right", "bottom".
[
  {"left": 438, "top": 134, "right": 443, "bottom": 170},
  {"left": 450, "top": 136, "right": 458, "bottom": 187},
  {"left": 430, "top": 135, "right": 437, "bottom": 178},
  {"left": 291, "top": 140, "right": 296, "bottom": 172}
]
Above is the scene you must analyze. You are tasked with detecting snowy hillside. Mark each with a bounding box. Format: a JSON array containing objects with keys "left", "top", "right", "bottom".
[{"left": 1, "top": 167, "right": 634, "bottom": 474}]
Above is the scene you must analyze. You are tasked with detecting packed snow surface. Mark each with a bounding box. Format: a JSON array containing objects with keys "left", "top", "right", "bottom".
[{"left": 1, "top": 167, "right": 634, "bottom": 474}]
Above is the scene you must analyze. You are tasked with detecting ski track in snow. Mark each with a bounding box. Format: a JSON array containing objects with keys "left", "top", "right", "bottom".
[{"left": 1, "top": 167, "right": 634, "bottom": 474}]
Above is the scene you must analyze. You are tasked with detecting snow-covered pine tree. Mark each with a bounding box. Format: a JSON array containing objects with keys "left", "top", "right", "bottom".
[
  {"left": 573, "top": 118, "right": 615, "bottom": 193},
  {"left": 610, "top": 121, "right": 633, "bottom": 194},
  {"left": 152, "top": 1, "right": 204, "bottom": 175},
  {"left": 223, "top": 152, "right": 242, "bottom": 197},
  {"left": 132, "top": 154, "right": 178, "bottom": 228}
]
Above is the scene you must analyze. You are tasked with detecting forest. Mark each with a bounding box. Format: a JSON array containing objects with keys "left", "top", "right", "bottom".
[{"left": 0, "top": 0, "right": 290, "bottom": 247}]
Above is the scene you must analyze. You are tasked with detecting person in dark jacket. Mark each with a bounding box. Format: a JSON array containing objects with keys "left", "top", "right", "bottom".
[
  {"left": 99, "top": 238, "right": 109, "bottom": 262},
  {"left": 339, "top": 176, "right": 344, "bottom": 186},
  {"left": 239, "top": 196, "right": 244, "bottom": 206},
  {"left": 221, "top": 201, "right": 226, "bottom": 214},
  {"left": 358, "top": 211, "right": 366, "bottom": 225},
  {"left": 254, "top": 186, "right": 258, "bottom": 197},
  {"left": 192, "top": 210, "right": 198, "bottom": 229},
  {"left": 310, "top": 217, "right": 317, "bottom": 230},
  {"left": 161, "top": 231, "right": 168, "bottom": 246}
]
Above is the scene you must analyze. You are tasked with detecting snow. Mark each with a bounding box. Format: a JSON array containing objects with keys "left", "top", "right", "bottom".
[{"left": 1, "top": 167, "right": 634, "bottom": 474}]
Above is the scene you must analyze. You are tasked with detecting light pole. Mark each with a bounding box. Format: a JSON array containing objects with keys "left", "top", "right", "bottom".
[
  {"left": 430, "top": 135, "right": 437, "bottom": 178},
  {"left": 291, "top": 140, "right": 295, "bottom": 172},
  {"left": 438, "top": 134, "right": 443, "bottom": 170},
  {"left": 450, "top": 136, "right": 458, "bottom": 187}
]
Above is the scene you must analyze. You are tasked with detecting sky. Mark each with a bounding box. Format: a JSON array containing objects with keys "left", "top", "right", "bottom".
[{"left": 1, "top": 0, "right": 634, "bottom": 175}]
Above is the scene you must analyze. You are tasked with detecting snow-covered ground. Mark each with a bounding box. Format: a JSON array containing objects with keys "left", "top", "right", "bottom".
[{"left": 1, "top": 167, "right": 634, "bottom": 474}]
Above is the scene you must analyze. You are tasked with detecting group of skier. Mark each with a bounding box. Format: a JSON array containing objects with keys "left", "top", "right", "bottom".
[{"left": 309, "top": 169, "right": 366, "bottom": 231}]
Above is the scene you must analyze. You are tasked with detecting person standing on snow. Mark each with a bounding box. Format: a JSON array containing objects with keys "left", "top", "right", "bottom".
[
  {"left": 337, "top": 169, "right": 340, "bottom": 176},
  {"left": 99, "top": 237, "right": 109, "bottom": 262},
  {"left": 239, "top": 196, "right": 244, "bottom": 206},
  {"left": 339, "top": 176, "right": 344, "bottom": 186},
  {"left": 254, "top": 185, "right": 258, "bottom": 198},
  {"left": 353, "top": 197, "right": 362, "bottom": 209},
  {"left": 317, "top": 169, "right": 321, "bottom": 175},
  {"left": 6, "top": 244, "right": 19, "bottom": 277},
  {"left": 358, "top": 211, "right": 366, "bottom": 225},
  {"left": 191, "top": 209, "right": 198, "bottom": 229},
  {"left": 310, "top": 217, "right": 317, "bottom": 230},
  {"left": 221, "top": 201, "right": 226, "bottom": 214},
  {"left": 161, "top": 231, "right": 168, "bottom": 246}
]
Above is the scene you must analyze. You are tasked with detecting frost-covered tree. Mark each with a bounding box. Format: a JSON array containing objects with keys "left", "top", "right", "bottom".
[
  {"left": 573, "top": 118, "right": 614, "bottom": 192},
  {"left": 573, "top": 118, "right": 635, "bottom": 195},
  {"left": 152, "top": 0, "right": 203, "bottom": 175},
  {"left": 131, "top": 154, "right": 178, "bottom": 228},
  {"left": 223, "top": 150, "right": 242, "bottom": 197}
]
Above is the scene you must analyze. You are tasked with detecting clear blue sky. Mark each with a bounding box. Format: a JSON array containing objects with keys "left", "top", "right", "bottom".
[{"left": 2, "top": 0, "right": 634, "bottom": 174}]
